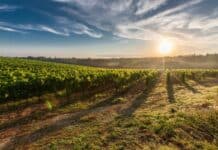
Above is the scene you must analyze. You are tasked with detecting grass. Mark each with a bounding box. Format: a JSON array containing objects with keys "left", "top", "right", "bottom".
[
  {"left": 0, "top": 76, "right": 218, "bottom": 150},
  {"left": 111, "top": 97, "right": 128, "bottom": 104}
]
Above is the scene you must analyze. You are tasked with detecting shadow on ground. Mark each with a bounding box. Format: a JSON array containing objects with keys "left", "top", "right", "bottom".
[
  {"left": 120, "top": 77, "right": 158, "bottom": 116},
  {"left": 0, "top": 86, "right": 113, "bottom": 131},
  {"left": 166, "top": 73, "right": 175, "bottom": 103},
  {"left": 192, "top": 77, "right": 218, "bottom": 87},
  {"left": 1, "top": 79, "right": 147, "bottom": 150},
  {"left": 182, "top": 81, "right": 200, "bottom": 93},
  {"left": 172, "top": 76, "right": 201, "bottom": 94}
]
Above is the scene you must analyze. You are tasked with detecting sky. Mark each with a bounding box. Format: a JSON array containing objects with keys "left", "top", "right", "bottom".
[{"left": 0, "top": 0, "right": 218, "bottom": 58}]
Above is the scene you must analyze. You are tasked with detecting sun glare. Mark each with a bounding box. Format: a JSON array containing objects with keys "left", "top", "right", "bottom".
[{"left": 159, "top": 39, "right": 173, "bottom": 55}]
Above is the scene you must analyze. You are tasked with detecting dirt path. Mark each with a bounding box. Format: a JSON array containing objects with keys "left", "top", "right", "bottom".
[
  {"left": 0, "top": 78, "right": 152, "bottom": 149},
  {"left": 98, "top": 76, "right": 218, "bottom": 149},
  {"left": 0, "top": 76, "right": 217, "bottom": 149}
]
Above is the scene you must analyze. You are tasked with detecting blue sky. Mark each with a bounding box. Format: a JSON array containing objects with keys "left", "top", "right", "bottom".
[{"left": 0, "top": 0, "right": 218, "bottom": 57}]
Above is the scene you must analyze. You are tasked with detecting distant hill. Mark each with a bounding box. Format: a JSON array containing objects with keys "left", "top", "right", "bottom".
[{"left": 25, "top": 54, "right": 218, "bottom": 69}]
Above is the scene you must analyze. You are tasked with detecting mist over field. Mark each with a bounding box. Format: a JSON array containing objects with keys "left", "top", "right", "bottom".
[{"left": 28, "top": 54, "right": 218, "bottom": 69}]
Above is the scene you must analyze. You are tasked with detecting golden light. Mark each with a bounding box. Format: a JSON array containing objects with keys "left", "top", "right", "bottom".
[{"left": 159, "top": 39, "right": 173, "bottom": 55}]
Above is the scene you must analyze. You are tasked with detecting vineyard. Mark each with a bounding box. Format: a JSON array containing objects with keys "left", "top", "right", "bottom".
[
  {"left": 0, "top": 57, "right": 218, "bottom": 149},
  {"left": 0, "top": 57, "right": 158, "bottom": 101}
]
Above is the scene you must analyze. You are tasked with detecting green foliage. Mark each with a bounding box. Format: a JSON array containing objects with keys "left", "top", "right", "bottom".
[
  {"left": 172, "top": 69, "right": 218, "bottom": 82},
  {"left": 111, "top": 97, "right": 127, "bottom": 104},
  {"left": 0, "top": 57, "right": 159, "bottom": 101}
]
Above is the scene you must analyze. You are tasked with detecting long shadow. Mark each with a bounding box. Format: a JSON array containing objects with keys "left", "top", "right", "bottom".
[
  {"left": 98, "top": 77, "right": 159, "bottom": 146},
  {"left": 182, "top": 81, "right": 200, "bottom": 94},
  {"left": 192, "top": 77, "right": 218, "bottom": 88},
  {"left": 2, "top": 107, "right": 94, "bottom": 150},
  {"left": 166, "top": 73, "right": 175, "bottom": 103},
  {"left": 192, "top": 78, "right": 206, "bottom": 86},
  {"left": 92, "top": 80, "right": 142, "bottom": 109},
  {"left": 0, "top": 86, "right": 114, "bottom": 131},
  {"left": 173, "top": 76, "right": 200, "bottom": 94},
  {"left": 120, "top": 78, "right": 158, "bottom": 117},
  {"left": 1, "top": 79, "right": 143, "bottom": 149},
  {"left": 0, "top": 98, "right": 42, "bottom": 114},
  {"left": 0, "top": 85, "right": 113, "bottom": 115}
]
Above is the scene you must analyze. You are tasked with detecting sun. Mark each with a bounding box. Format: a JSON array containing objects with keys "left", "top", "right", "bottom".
[{"left": 159, "top": 39, "right": 173, "bottom": 55}]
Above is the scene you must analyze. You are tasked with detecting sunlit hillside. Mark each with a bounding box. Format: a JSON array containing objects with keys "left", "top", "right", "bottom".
[
  {"left": 0, "top": 57, "right": 217, "bottom": 149},
  {"left": 28, "top": 54, "right": 218, "bottom": 69},
  {"left": 1, "top": 0, "right": 218, "bottom": 149}
]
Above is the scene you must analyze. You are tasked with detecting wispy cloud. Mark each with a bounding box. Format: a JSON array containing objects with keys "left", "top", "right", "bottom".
[
  {"left": 70, "top": 23, "right": 102, "bottom": 38},
  {"left": 115, "top": 0, "right": 205, "bottom": 41},
  {"left": 135, "top": 0, "right": 168, "bottom": 15},
  {"left": 0, "top": 22, "right": 68, "bottom": 36},
  {"left": 0, "top": 20, "right": 102, "bottom": 38},
  {"left": 111, "top": 1, "right": 217, "bottom": 47},
  {"left": 38, "top": 25, "right": 69, "bottom": 36},
  {"left": 53, "top": 16, "right": 103, "bottom": 38},
  {"left": 0, "top": 4, "right": 19, "bottom": 12},
  {"left": 58, "top": 0, "right": 206, "bottom": 42},
  {"left": 0, "top": 25, "right": 24, "bottom": 33},
  {"left": 1, "top": 0, "right": 218, "bottom": 52}
]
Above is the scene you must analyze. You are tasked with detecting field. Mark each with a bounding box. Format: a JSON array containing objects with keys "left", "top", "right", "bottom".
[
  {"left": 29, "top": 54, "right": 218, "bottom": 69},
  {"left": 0, "top": 57, "right": 218, "bottom": 150}
]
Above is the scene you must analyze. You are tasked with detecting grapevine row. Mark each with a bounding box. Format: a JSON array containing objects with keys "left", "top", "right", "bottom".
[
  {"left": 0, "top": 57, "right": 158, "bottom": 101},
  {"left": 170, "top": 69, "right": 218, "bottom": 82}
]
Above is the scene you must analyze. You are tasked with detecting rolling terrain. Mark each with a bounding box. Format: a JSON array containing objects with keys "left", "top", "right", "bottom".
[
  {"left": 27, "top": 54, "right": 218, "bottom": 69},
  {"left": 0, "top": 57, "right": 217, "bottom": 149}
]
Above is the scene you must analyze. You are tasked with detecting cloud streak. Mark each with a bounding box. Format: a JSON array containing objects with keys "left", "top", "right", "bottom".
[
  {"left": 135, "top": 0, "right": 168, "bottom": 15},
  {"left": 0, "top": 26, "right": 22, "bottom": 33},
  {"left": 0, "top": 21, "right": 102, "bottom": 38},
  {"left": 0, "top": 4, "right": 19, "bottom": 12},
  {"left": 57, "top": 0, "right": 218, "bottom": 50},
  {"left": 1, "top": 0, "right": 218, "bottom": 52}
]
